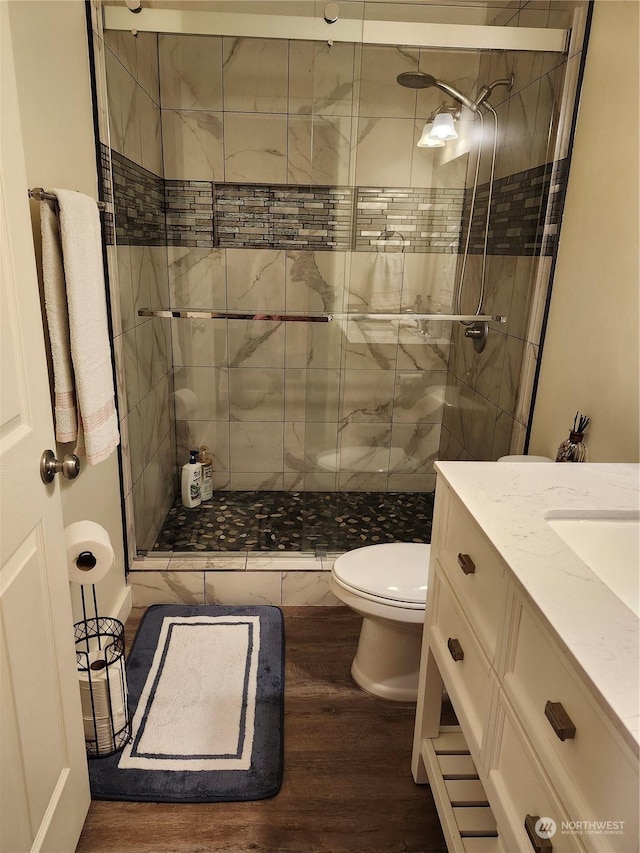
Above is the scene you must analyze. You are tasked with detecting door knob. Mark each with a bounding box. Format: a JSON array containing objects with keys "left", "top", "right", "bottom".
[{"left": 40, "top": 449, "right": 80, "bottom": 483}]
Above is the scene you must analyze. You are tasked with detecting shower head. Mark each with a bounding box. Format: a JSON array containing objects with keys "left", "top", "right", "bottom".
[
  {"left": 396, "top": 71, "right": 438, "bottom": 89},
  {"left": 396, "top": 71, "right": 475, "bottom": 112}
]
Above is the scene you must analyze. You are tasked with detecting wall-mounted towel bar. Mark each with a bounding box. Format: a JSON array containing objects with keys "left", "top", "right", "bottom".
[{"left": 28, "top": 187, "right": 107, "bottom": 211}]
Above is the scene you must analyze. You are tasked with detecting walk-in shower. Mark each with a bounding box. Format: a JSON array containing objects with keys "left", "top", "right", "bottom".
[{"left": 93, "top": 1, "right": 586, "bottom": 563}]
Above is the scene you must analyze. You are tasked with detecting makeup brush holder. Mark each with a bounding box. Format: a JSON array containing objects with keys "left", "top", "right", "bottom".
[{"left": 556, "top": 430, "right": 587, "bottom": 462}]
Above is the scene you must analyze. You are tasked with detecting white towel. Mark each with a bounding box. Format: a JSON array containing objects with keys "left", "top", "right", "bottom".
[
  {"left": 40, "top": 201, "right": 78, "bottom": 442},
  {"left": 47, "top": 189, "right": 119, "bottom": 464},
  {"left": 365, "top": 251, "right": 403, "bottom": 311}
]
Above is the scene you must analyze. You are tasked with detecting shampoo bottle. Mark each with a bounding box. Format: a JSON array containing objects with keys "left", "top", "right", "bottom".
[
  {"left": 181, "top": 449, "right": 202, "bottom": 508},
  {"left": 199, "top": 445, "right": 213, "bottom": 501}
]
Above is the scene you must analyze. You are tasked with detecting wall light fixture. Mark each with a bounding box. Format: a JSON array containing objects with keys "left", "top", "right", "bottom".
[{"left": 417, "top": 103, "right": 461, "bottom": 148}]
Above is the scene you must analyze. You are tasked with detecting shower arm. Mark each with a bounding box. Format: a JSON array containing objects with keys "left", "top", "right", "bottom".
[
  {"left": 430, "top": 75, "right": 514, "bottom": 113},
  {"left": 471, "top": 75, "right": 514, "bottom": 111}
]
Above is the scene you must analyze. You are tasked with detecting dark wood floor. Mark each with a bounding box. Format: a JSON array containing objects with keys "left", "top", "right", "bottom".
[{"left": 77, "top": 607, "right": 450, "bottom": 853}]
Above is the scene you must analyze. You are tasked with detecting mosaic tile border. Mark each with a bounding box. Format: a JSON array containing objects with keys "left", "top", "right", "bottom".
[
  {"left": 99, "top": 142, "right": 113, "bottom": 204},
  {"left": 165, "top": 180, "right": 214, "bottom": 248},
  {"left": 463, "top": 158, "right": 568, "bottom": 256},
  {"left": 108, "top": 150, "right": 568, "bottom": 257},
  {"left": 213, "top": 184, "right": 353, "bottom": 251},
  {"left": 98, "top": 142, "right": 115, "bottom": 245},
  {"left": 355, "top": 187, "right": 464, "bottom": 253},
  {"left": 111, "top": 151, "right": 166, "bottom": 246}
]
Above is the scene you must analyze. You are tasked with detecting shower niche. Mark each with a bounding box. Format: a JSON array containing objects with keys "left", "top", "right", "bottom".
[{"left": 92, "top": 1, "right": 589, "bottom": 561}]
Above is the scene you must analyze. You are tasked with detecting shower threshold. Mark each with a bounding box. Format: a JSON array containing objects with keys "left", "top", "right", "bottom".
[{"left": 150, "top": 491, "right": 434, "bottom": 555}]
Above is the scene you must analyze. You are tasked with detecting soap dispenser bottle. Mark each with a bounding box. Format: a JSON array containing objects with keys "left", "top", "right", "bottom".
[
  {"left": 199, "top": 445, "right": 213, "bottom": 501},
  {"left": 181, "top": 449, "right": 202, "bottom": 508}
]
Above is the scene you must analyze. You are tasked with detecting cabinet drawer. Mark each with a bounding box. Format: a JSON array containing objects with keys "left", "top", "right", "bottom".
[
  {"left": 430, "top": 568, "right": 492, "bottom": 757},
  {"left": 488, "top": 693, "right": 584, "bottom": 853},
  {"left": 503, "top": 603, "right": 639, "bottom": 853},
  {"left": 440, "top": 492, "right": 508, "bottom": 660}
]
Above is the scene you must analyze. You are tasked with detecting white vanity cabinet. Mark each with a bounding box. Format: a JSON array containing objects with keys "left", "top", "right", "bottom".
[{"left": 412, "top": 468, "right": 640, "bottom": 853}]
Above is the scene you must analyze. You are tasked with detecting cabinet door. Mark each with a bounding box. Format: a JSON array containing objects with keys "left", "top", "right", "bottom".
[
  {"left": 439, "top": 491, "right": 508, "bottom": 662},
  {"left": 430, "top": 567, "right": 493, "bottom": 758},
  {"left": 487, "top": 693, "right": 585, "bottom": 853},
  {"left": 503, "top": 599, "right": 639, "bottom": 853}
]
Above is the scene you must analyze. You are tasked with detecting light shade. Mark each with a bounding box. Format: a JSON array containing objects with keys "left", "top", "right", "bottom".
[
  {"left": 417, "top": 121, "right": 445, "bottom": 148},
  {"left": 429, "top": 112, "right": 458, "bottom": 141}
]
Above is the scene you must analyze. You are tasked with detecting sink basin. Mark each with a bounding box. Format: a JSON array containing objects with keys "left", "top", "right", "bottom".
[{"left": 545, "top": 511, "right": 640, "bottom": 617}]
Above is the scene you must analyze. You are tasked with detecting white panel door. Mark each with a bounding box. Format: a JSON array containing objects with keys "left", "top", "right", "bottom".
[{"left": 0, "top": 5, "right": 91, "bottom": 851}]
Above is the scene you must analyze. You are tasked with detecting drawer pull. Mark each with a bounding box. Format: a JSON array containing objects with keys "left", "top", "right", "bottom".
[
  {"left": 447, "top": 638, "right": 464, "bottom": 662},
  {"left": 457, "top": 552, "right": 476, "bottom": 574},
  {"left": 545, "top": 700, "right": 576, "bottom": 741},
  {"left": 524, "top": 815, "right": 553, "bottom": 852}
]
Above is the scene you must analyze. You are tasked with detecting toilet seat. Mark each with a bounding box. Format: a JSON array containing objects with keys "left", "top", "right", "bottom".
[{"left": 332, "top": 543, "right": 430, "bottom": 609}]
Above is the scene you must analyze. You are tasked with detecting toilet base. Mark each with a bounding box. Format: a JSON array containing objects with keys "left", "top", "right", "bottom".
[{"left": 350, "top": 616, "right": 423, "bottom": 702}]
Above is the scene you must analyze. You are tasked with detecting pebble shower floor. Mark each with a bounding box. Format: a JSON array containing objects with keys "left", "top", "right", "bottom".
[{"left": 152, "top": 491, "right": 435, "bottom": 554}]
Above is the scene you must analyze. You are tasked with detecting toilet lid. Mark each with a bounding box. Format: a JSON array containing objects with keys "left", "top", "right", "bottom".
[{"left": 333, "top": 543, "right": 430, "bottom": 605}]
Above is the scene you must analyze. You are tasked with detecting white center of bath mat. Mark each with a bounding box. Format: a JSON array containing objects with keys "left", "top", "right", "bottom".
[{"left": 118, "top": 616, "right": 260, "bottom": 771}]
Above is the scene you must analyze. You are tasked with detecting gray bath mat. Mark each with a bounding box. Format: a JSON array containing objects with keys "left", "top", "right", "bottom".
[{"left": 88, "top": 604, "right": 284, "bottom": 802}]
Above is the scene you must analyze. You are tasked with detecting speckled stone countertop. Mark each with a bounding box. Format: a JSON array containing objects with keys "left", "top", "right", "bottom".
[{"left": 434, "top": 461, "right": 640, "bottom": 752}]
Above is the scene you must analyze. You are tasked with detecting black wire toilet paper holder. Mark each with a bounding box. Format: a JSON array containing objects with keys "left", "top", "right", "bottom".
[{"left": 74, "top": 584, "right": 131, "bottom": 758}]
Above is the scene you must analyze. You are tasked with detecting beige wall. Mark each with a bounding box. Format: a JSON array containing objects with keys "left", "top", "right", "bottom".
[
  {"left": 8, "top": 1, "right": 130, "bottom": 620},
  {"left": 530, "top": 0, "right": 640, "bottom": 462}
]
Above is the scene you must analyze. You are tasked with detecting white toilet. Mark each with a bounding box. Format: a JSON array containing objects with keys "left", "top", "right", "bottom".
[
  {"left": 329, "top": 542, "right": 431, "bottom": 702},
  {"left": 330, "top": 455, "right": 554, "bottom": 703},
  {"left": 497, "top": 454, "right": 553, "bottom": 463}
]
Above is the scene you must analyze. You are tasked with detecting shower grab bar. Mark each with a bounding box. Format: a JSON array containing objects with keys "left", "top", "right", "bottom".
[
  {"left": 28, "top": 187, "right": 107, "bottom": 211},
  {"left": 138, "top": 308, "right": 507, "bottom": 323}
]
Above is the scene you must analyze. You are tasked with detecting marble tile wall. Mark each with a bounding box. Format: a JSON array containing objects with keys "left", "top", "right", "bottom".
[
  {"left": 91, "top": 10, "right": 140, "bottom": 563},
  {"left": 100, "top": 27, "right": 177, "bottom": 552},
  {"left": 169, "top": 241, "right": 449, "bottom": 493},
  {"left": 128, "top": 554, "right": 340, "bottom": 607},
  {"left": 156, "top": 34, "right": 469, "bottom": 493},
  {"left": 439, "top": 0, "right": 589, "bottom": 463}
]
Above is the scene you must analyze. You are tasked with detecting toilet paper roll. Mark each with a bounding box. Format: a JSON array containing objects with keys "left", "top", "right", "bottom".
[
  {"left": 80, "top": 660, "right": 128, "bottom": 751},
  {"left": 78, "top": 662, "right": 127, "bottom": 719},
  {"left": 65, "top": 521, "right": 114, "bottom": 585}
]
